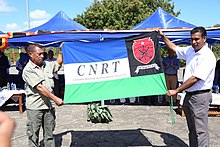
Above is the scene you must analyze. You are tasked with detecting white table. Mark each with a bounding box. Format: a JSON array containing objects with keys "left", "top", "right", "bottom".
[
  {"left": 0, "top": 90, "right": 26, "bottom": 113},
  {"left": 177, "top": 92, "right": 220, "bottom": 116}
]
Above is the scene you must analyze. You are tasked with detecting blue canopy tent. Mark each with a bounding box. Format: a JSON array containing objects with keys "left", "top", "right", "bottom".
[
  {"left": 0, "top": 31, "right": 4, "bottom": 34},
  {"left": 131, "top": 7, "right": 196, "bottom": 30},
  {"left": 25, "top": 11, "right": 87, "bottom": 32},
  {"left": 7, "top": 28, "right": 220, "bottom": 47},
  {"left": 161, "top": 28, "right": 220, "bottom": 45},
  {"left": 130, "top": 7, "right": 219, "bottom": 45},
  {"left": 8, "top": 8, "right": 220, "bottom": 47},
  {"left": 8, "top": 30, "right": 144, "bottom": 47}
]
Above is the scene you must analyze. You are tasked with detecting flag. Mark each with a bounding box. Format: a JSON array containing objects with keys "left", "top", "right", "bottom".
[
  {"left": 0, "top": 37, "right": 8, "bottom": 50},
  {"left": 63, "top": 31, "right": 167, "bottom": 103}
]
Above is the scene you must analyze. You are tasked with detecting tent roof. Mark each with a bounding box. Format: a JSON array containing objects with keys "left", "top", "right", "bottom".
[
  {"left": 25, "top": 11, "right": 87, "bottom": 32},
  {"left": 7, "top": 28, "right": 220, "bottom": 47},
  {"left": 0, "top": 31, "right": 4, "bottom": 34},
  {"left": 131, "top": 7, "right": 196, "bottom": 30},
  {"left": 7, "top": 27, "right": 220, "bottom": 48}
]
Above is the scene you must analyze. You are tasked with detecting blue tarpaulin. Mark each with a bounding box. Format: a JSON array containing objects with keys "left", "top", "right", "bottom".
[
  {"left": 8, "top": 28, "right": 220, "bottom": 47},
  {"left": 25, "top": 11, "right": 87, "bottom": 32},
  {"left": 6, "top": 7, "right": 220, "bottom": 47},
  {"left": 131, "top": 7, "right": 196, "bottom": 30}
]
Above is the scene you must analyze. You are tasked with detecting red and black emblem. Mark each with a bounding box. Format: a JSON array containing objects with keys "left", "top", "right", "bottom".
[{"left": 132, "top": 38, "right": 155, "bottom": 64}]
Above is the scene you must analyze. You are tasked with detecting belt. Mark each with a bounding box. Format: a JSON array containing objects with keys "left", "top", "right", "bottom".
[
  {"left": 186, "top": 89, "right": 210, "bottom": 95},
  {"left": 165, "top": 74, "right": 177, "bottom": 76}
]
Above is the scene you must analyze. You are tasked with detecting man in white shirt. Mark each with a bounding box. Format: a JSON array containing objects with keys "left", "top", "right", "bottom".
[{"left": 159, "top": 27, "right": 216, "bottom": 147}]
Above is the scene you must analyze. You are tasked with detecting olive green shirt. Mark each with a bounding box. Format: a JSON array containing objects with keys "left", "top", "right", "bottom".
[{"left": 22, "top": 60, "right": 60, "bottom": 110}]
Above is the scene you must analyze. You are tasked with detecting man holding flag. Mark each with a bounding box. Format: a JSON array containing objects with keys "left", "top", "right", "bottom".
[
  {"left": 22, "top": 44, "right": 63, "bottom": 147},
  {"left": 159, "top": 27, "right": 216, "bottom": 147}
]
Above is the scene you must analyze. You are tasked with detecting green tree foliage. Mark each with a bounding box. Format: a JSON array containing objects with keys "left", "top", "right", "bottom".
[
  {"left": 3, "top": 47, "right": 59, "bottom": 65},
  {"left": 213, "top": 24, "right": 220, "bottom": 27},
  {"left": 74, "top": 0, "right": 186, "bottom": 67},
  {"left": 212, "top": 44, "right": 220, "bottom": 60},
  {"left": 3, "top": 48, "right": 21, "bottom": 64},
  {"left": 74, "top": 0, "right": 180, "bottom": 30}
]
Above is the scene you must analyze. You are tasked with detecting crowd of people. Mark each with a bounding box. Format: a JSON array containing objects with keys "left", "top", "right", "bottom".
[{"left": 0, "top": 26, "right": 219, "bottom": 147}]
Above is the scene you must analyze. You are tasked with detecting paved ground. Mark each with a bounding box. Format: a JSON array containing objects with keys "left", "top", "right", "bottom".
[
  {"left": 5, "top": 66, "right": 220, "bottom": 146},
  {"left": 2, "top": 102, "right": 220, "bottom": 147}
]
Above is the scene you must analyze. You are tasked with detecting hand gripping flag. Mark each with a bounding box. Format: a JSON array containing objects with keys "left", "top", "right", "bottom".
[{"left": 63, "top": 31, "right": 167, "bottom": 103}]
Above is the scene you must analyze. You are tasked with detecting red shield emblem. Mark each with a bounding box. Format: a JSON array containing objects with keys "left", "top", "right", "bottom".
[{"left": 132, "top": 38, "right": 155, "bottom": 64}]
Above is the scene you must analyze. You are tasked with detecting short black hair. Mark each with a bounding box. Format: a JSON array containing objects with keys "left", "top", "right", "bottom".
[
  {"left": 190, "top": 26, "right": 207, "bottom": 37},
  {"left": 43, "top": 51, "right": 48, "bottom": 60},
  {"left": 48, "top": 50, "right": 53, "bottom": 54}
]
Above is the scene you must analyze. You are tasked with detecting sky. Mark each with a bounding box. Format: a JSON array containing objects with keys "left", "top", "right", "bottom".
[{"left": 0, "top": 0, "right": 220, "bottom": 33}]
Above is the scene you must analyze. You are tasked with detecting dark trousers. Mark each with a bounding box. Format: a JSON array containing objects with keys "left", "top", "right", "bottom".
[
  {"left": 0, "top": 76, "right": 7, "bottom": 87},
  {"left": 165, "top": 74, "right": 178, "bottom": 102},
  {"left": 53, "top": 78, "right": 60, "bottom": 97},
  {"left": 183, "top": 92, "right": 212, "bottom": 147}
]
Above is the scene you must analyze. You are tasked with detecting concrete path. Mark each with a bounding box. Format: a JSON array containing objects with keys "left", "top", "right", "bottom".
[{"left": 2, "top": 104, "right": 220, "bottom": 147}]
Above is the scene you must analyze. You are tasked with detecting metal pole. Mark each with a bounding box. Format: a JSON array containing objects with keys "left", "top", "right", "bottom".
[
  {"left": 26, "top": 0, "right": 30, "bottom": 29},
  {"left": 101, "top": 100, "right": 105, "bottom": 106}
]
